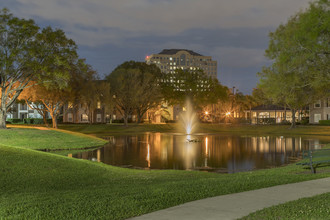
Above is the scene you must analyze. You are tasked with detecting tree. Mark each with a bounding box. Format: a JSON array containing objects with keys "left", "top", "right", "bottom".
[
  {"left": 107, "top": 61, "right": 163, "bottom": 125},
  {"left": 20, "top": 59, "right": 94, "bottom": 128},
  {"left": 80, "top": 80, "right": 111, "bottom": 124},
  {"left": 107, "top": 68, "right": 140, "bottom": 126},
  {"left": 257, "top": 0, "right": 330, "bottom": 128},
  {"left": 24, "top": 101, "right": 50, "bottom": 126},
  {"left": 251, "top": 88, "right": 273, "bottom": 106},
  {"left": 0, "top": 9, "right": 77, "bottom": 128}
]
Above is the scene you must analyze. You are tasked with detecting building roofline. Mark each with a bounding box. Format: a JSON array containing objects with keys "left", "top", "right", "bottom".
[{"left": 158, "top": 49, "right": 203, "bottom": 56}]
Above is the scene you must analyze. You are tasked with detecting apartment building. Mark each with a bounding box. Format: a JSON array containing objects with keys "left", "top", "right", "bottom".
[
  {"left": 145, "top": 49, "right": 217, "bottom": 78},
  {"left": 310, "top": 98, "right": 330, "bottom": 123},
  {"left": 7, "top": 102, "right": 49, "bottom": 120}
]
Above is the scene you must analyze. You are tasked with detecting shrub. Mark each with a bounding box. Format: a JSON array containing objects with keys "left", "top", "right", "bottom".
[
  {"left": 319, "top": 120, "right": 330, "bottom": 126},
  {"left": 23, "top": 118, "right": 33, "bottom": 124},
  {"left": 33, "top": 119, "right": 44, "bottom": 124},
  {"left": 6, "top": 118, "right": 23, "bottom": 124},
  {"left": 300, "top": 117, "right": 309, "bottom": 125}
]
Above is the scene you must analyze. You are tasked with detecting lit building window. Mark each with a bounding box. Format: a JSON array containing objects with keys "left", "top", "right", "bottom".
[
  {"left": 68, "top": 102, "right": 73, "bottom": 109},
  {"left": 97, "top": 101, "right": 101, "bottom": 109},
  {"left": 81, "top": 114, "right": 88, "bottom": 122}
]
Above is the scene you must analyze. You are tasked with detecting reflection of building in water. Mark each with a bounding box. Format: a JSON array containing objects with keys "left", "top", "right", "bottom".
[{"left": 72, "top": 133, "right": 325, "bottom": 172}]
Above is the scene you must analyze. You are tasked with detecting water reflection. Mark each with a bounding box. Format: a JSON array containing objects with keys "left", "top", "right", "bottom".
[{"left": 72, "top": 133, "right": 326, "bottom": 173}]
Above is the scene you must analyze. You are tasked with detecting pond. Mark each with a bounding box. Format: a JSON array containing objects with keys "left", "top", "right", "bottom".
[{"left": 71, "top": 133, "right": 329, "bottom": 173}]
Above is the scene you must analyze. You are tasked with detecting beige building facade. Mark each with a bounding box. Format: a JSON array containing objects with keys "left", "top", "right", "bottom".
[
  {"left": 145, "top": 49, "right": 217, "bottom": 78},
  {"left": 309, "top": 98, "right": 330, "bottom": 123},
  {"left": 145, "top": 49, "right": 218, "bottom": 122}
]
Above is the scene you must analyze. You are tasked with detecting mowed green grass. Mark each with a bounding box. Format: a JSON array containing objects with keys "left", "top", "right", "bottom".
[
  {"left": 1, "top": 125, "right": 330, "bottom": 219},
  {"left": 1, "top": 127, "right": 107, "bottom": 150},
  {"left": 1, "top": 144, "right": 330, "bottom": 219},
  {"left": 58, "top": 123, "right": 330, "bottom": 138},
  {"left": 240, "top": 192, "right": 330, "bottom": 220}
]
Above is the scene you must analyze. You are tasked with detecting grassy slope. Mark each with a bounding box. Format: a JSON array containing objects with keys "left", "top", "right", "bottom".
[
  {"left": 1, "top": 127, "right": 107, "bottom": 150},
  {"left": 1, "top": 145, "right": 330, "bottom": 219},
  {"left": 1, "top": 125, "right": 330, "bottom": 219},
  {"left": 240, "top": 193, "right": 330, "bottom": 220}
]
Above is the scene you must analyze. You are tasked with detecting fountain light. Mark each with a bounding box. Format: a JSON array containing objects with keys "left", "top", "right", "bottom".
[
  {"left": 179, "top": 100, "right": 198, "bottom": 135},
  {"left": 205, "top": 111, "right": 208, "bottom": 115},
  {"left": 225, "top": 112, "right": 231, "bottom": 117}
]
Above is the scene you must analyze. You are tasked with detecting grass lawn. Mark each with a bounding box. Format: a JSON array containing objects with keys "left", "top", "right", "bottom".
[
  {"left": 1, "top": 125, "right": 330, "bottom": 219},
  {"left": 57, "top": 123, "right": 330, "bottom": 138},
  {"left": 1, "top": 126, "right": 107, "bottom": 150},
  {"left": 240, "top": 192, "right": 330, "bottom": 220},
  {"left": 1, "top": 146, "right": 330, "bottom": 219}
]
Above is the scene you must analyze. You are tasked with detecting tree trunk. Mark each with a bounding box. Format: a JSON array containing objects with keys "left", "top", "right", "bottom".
[
  {"left": 52, "top": 117, "right": 58, "bottom": 129},
  {"left": 137, "top": 114, "right": 142, "bottom": 124},
  {"left": 290, "top": 109, "right": 296, "bottom": 129},
  {"left": 43, "top": 113, "right": 49, "bottom": 127},
  {"left": 123, "top": 116, "right": 128, "bottom": 127},
  {"left": 50, "top": 112, "right": 58, "bottom": 129},
  {"left": 0, "top": 107, "right": 7, "bottom": 129}
]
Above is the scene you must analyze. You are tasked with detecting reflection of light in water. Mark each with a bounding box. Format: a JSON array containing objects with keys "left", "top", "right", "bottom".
[
  {"left": 183, "top": 135, "right": 197, "bottom": 169},
  {"left": 97, "top": 149, "right": 101, "bottom": 162},
  {"left": 146, "top": 144, "right": 150, "bottom": 168},
  {"left": 205, "top": 137, "right": 209, "bottom": 167},
  {"left": 205, "top": 137, "right": 209, "bottom": 156}
]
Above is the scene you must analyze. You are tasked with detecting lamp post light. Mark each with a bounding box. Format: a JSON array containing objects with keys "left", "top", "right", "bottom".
[{"left": 225, "top": 111, "right": 231, "bottom": 124}]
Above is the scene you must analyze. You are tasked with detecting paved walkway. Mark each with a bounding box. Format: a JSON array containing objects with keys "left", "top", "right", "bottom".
[{"left": 131, "top": 177, "right": 330, "bottom": 220}]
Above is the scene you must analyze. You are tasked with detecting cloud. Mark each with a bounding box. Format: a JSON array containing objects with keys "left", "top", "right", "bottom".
[
  {"left": 8, "top": 0, "right": 311, "bottom": 46},
  {"left": 2, "top": 0, "right": 312, "bottom": 94},
  {"left": 211, "top": 47, "right": 269, "bottom": 68}
]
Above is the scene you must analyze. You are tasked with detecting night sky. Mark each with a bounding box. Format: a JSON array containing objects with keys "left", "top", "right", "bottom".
[{"left": 2, "top": 0, "right": 311, "bottom": 94}]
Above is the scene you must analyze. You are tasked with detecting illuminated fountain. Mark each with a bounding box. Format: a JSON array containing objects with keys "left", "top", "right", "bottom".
[{"left": 179, "top": 100, "right": 199, "bottom": 135}]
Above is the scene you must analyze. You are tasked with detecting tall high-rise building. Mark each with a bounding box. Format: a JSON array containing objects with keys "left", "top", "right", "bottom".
[{"left": 145, "top": 49, "right": 217, "bottom": 78}]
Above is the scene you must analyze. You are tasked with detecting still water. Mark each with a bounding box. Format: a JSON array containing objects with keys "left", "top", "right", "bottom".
[{"left": 72, "top": 133, "right": 328, "bottom": 173}]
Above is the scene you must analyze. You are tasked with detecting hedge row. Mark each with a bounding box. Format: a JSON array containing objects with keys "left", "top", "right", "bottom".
[
  {"left": 319, "top": 120, "right": 330, "bottom": 126},
  {"left": 6, "top": 118, "right": 52, "bottom": 124}
]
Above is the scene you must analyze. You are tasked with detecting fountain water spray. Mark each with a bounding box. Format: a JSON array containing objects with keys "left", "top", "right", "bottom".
[{"left": 179, "top": 100, "right": 198, "bottom": 135}]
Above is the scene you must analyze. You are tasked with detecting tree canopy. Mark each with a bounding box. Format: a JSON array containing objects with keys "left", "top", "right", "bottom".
[
  {"left": 0, "top": 8, "right": 77, "bottom": 128},
  {"left": 257, "top": 0, "right": 330, "bottom": 128},
  {"left": 107, "top": 61, "right": 163, "bottom": 125},
  {"left": 20, "top": 59, "right": 97, "bottom": 128}
]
